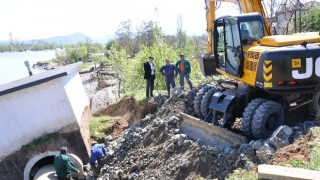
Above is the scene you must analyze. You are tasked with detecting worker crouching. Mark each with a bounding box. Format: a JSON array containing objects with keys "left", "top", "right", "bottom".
[{"left": 90, "top": 141, "right": 107, "bottom": 177}]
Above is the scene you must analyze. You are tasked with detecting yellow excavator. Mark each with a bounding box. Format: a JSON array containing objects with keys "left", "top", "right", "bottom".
[{"left": 181, "top": 0, "right": 320, "bottom": 146}]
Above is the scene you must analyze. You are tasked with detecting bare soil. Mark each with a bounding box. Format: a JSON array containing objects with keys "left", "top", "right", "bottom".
[
  {"left": 269, "top": 130, "right": 316, "bottom": 165},
  {"left": 98, "top": 97, "right": 158, "bottom": 139}
]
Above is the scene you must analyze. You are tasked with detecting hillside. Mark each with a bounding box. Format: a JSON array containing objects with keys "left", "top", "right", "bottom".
[{"left": 0, "top": 32, "right": 113, "bottom": 45}]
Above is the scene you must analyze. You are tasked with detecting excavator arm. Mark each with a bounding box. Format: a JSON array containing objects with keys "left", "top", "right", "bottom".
[{"left": 205, "top": 0, "right": 272, "bottom": 53}]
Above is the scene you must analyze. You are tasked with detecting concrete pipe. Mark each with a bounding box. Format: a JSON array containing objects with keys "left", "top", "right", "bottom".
[{"left": 23, "top": 151, "right": 83, "bottom": 180}]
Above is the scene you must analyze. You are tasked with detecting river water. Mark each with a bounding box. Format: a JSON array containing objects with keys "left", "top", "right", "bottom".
[{"left": 0, "top": 50, "right": 57, "bottom": 85}]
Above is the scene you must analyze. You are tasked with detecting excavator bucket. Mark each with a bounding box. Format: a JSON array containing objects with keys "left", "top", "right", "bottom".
[{"left": 180, "top": 113, "right": 247, "bottom": 148}]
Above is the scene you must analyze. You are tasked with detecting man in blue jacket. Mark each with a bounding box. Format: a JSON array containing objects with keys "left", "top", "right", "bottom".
[
  {"left": 90, "top": 141, "right": 107, "bottom": 177},
  {"left": 160, "top": 58, "right": 178, "bottom": 97},
  {"left": 176, "top": 54, "right": 193, "bottom": 90}
]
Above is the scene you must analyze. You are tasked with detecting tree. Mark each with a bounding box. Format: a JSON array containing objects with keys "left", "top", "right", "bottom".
[
  {"left": 301, "top": 8, "right": 320, "bottom": 31},
  {"left": 136, "top": 21, "right": 155, "bottom": 48},
  {"left": 105, "top": 40, "right": 115, "bottom": 51},
  {"left": 115, "top": 20, "right": 138, "bottom": 56},
  {"left": 176, "top": 14, "right": 187, "bottom": 50},
  {"left": 65, "top": 43, "right": 88, "bottom": 63},
  {"left": 107, "top": 46, "right": 131, "bottom": 98},
  {"left": 129, "top": 26, "right": 178, "bottom": 93}
]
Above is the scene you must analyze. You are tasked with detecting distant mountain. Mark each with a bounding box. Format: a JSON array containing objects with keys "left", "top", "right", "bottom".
[
  {"left": 0, "top": 32, "right": 115, "bottom": 45},
  {"left": 0, "top": 33, "right": 115, "bottom": 45},
  {"left": 93, "top": 34, "right": 114, "bottom": 44},
  {"left": 45, "top": 32, "right": 90, "bottom": 45}
]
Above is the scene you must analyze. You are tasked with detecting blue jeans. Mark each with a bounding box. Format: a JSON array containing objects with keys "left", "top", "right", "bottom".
[
  {"left": 179, "top": 71, "right": 192, "bottom": 89},
  {"left": 90, "top": 153, "right": 102, "bottom": 166},
  {"left": 165, "top": 76, "right": 176, "bottom": 96}
]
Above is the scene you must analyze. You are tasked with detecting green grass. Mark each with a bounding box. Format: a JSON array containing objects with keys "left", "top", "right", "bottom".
[
  {"left": 22, "top": 133, "right": 57, "bottom": 150},
  {"left": 78, "top": 62, "right": 94, "bottom": 70},
  {"left": 122, "top": 89, "right": 167, "bottom": 102},
  {"left": 122, "top": 91, "right": 147, "bottom": 102},
  {"left": 226, "top": 169, "right": 259, "bottom": 180},
  {"left": 37, "top": 60, "right": 50, "bottom": 64},
  {"left": 89, "top": 116, "right": 112, "bottom": 141}
]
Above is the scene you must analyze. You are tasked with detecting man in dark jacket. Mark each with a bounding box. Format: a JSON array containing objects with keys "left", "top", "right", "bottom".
[
  {"left": 160, "top": 58, "right": 178, "bottom": 97},
  {"left": 144, "top": 56, "right": 156, "bottom": 98},
  {"left": 176, "top": 54, "right": 192, "bottom": 90},
  {"left": 54, "top": 147, "right": 79, "bottom": 180}
]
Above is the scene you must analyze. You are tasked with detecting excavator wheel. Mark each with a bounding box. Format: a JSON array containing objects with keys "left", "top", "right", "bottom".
[
  {"left": 200, "top": 86, "right": 218, "bottom": 118},
  {"left": 194, "top": 85, "right": 212, "bottom": 118},
  {"left": 242, "top": 98, "right": 266, "bottom": 138},
  {"left": 251, "top": 100, "right": 284, "bottom": 139},
  {"left": 307, "top": 92, "right": 320, "bottom": 121}
]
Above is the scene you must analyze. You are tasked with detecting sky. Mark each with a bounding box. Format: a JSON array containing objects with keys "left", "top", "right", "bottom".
[{"left": 0, "top": 0, "right": 239, "bottom": 41}]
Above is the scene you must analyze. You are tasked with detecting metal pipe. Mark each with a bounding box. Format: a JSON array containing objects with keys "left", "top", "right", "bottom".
[{"left": 24, "top": 61, "right": 33, "bottom": 76}]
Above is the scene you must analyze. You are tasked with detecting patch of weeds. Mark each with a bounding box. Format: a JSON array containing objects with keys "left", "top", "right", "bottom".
[
  {"left": 37, "top": 60, "right": 50, "bottom": 64},
  {"left": 78, "top": 62, "right": 94, "bottom": 70},
  {"left": 90, "top": 116, "right": 112, "bottom": 141},
  {"left": 226, "top": 168, "right": 259, "bottom": 180},
  {"left": 313, "top": 127, "right": 320, "bottom": 136},
  {"left": 122, "top": 91, "right": 147, "bottom": 102},
  {"left": 22, "top": 133, "right": 57, "bottom": 150}
]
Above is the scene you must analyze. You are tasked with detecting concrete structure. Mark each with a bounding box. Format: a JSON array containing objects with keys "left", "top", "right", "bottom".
[
  {"left": 0, "top": 63, "right": 91, "bottom": 179},
  {"left": 24, "top": 151, "right": 83, "bottom": 180}
]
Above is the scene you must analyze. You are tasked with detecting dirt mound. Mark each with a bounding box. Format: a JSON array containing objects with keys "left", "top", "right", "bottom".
[
  {"left": 98, "top": 94, "right": 259, "bottom": 180},
  {"left": 98, "top": 97, "right": 158, "bottom": 139},
  {"left": 269, "top": 130, "right": 316, "bottom": 165},
  {"left": 92, "top": 90, "right": 317, "bottom": 179}
]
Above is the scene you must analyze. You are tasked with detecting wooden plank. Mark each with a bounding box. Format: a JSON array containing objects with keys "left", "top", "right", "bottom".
[{"left": 258, "top": 164, "right": 320, "bottom": 180}]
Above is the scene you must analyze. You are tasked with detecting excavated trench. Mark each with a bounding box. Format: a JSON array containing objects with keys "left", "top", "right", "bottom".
[{"left": 97, "top": 97, "right": 159, "bottom": 139}]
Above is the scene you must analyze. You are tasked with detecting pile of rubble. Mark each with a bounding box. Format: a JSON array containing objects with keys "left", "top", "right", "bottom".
[{"left": 85, "top": 88, "right": 319, "bottom": 179}]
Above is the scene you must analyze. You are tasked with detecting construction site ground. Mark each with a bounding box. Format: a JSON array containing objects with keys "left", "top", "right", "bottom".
[{"left": 85, "top": 86, "right": 320, "bottom": 180}]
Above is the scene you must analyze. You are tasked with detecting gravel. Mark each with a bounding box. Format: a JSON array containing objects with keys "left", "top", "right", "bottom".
[{"left": 80, "top": 73, "right": 118, "bottom": 113}]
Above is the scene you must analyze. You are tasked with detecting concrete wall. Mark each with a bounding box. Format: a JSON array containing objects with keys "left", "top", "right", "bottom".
[
  {"left": 63, "top": 70, "right": 89, "bottom": 124},
  {"left": 0, "top": 68, "right": 89, "bottom": 159}
]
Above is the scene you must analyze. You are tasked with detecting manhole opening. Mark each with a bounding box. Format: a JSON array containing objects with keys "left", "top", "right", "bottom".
[{"left": 29, "top": 156, "right": 54, "bottom": 180}]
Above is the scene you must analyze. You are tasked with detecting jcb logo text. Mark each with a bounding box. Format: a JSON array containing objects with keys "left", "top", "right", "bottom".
[{"left": 292, "top": 57, "right": 320, "bottom": 79}]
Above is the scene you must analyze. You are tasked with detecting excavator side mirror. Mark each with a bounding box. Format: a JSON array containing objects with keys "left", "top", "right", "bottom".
[{"left": 199, "top": 54, "right": 219, "bottom": 76}]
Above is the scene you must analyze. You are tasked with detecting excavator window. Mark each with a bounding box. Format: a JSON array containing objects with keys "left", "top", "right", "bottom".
[
  {"left": 224, "top": 18, "right": 242, "bottom": 76},
  {"left": 216, "top": 20, "right": 226, "bottom": 70},
  {"left": 239, "top": 21, "right": 264, "bottom": 43}
]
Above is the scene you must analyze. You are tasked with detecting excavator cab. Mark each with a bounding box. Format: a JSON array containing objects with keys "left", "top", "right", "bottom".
[{"left": 213, "top": 13, "right": 265, "bottom": 77}]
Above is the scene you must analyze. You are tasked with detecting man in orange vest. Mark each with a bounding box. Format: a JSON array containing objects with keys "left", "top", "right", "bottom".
[{"left": 175, "top": 54, "right": 192, "bottom": 90}]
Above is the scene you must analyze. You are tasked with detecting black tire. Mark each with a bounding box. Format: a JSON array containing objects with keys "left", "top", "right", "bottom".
[
  {"left": 242, "top": 98, "right": 266, "bottom": 137},
  {"left": 307, "top": 92, "right": 320, "bottom": 121},
  {"left": 186, "top": 89, "right": 199, "bottom": 107},
  {"left": 251, "top": 100, "right": 284, "bottom": 139},
  {"left": 194, "top": 85, "right": 212, "bottom": 117},
  {"left": 200, "top": 87, "right": 217, "bottom": 118}
]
